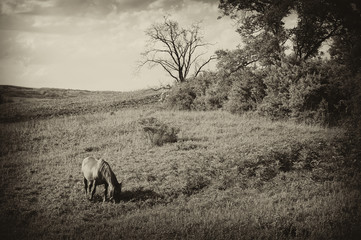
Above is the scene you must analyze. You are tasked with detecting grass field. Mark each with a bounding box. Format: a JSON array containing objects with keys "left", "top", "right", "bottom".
[{"left": 0, "top": 86, "right": 360, "bottom": 239}]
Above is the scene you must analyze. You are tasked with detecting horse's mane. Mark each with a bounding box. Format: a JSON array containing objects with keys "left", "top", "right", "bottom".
[{"left": 99, "top": 159, "right": 119, "bottom": 186}]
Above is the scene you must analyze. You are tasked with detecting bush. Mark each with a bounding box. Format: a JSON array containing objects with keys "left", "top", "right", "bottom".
[
  {"left": 258, "top": 61, "right": 298, "bottom": 119},
  {"left": 258, "top": 59, "right": 351, "bottom": 125},
  {"left": 288, "top": 62, "right": 351, "bottom": 125},
  {"left": 203, "top": 80, "right": 230, "bottom": 110},
  {"left": 138, "top": 117, "right": 179, "bottom": 146},
  {"left": 164, "top": 57, "right": 356, "bottom": 126},
  {"left": 166, "top": 83, "right": 197, "bottom": 110},
  {"left": 166, "top": 72, "right": 225, "bottom": 110},
  {"left": 225, "top": 70, "right": 266, "bottom": 114}
]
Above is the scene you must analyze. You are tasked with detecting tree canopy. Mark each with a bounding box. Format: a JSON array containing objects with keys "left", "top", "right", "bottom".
[
  {"left": 219, "top": 0, "right": 361, "bottom": 66},
  {"left": 140, "top": 17, "right": 216, "bottom": 84}
]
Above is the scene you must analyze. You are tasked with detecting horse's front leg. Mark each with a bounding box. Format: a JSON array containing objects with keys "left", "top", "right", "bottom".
[{"left": 103, "top": 184, "right": 108, "bottom": 202}]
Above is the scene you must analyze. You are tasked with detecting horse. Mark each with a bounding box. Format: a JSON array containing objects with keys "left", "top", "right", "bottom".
[{"left": 81, "top": 157, "right": 122, "bottom": 202}]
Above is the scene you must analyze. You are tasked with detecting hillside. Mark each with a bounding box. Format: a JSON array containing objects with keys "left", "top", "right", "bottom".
[
  {"left": 0, "top": 85, "right": 162, "bottom": 123},
  {"left": 0, "top": 86, "right": 360, "bottom": 239}
]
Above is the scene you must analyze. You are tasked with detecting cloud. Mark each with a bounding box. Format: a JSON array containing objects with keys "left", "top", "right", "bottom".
[
  {"left": 0, "top": 0, "right": 157, "bottom": 16},
  {"left": 0, "top": 0, "right": 242, "bottom": 91},
  {"left": 0, "top": 0, "right": 54, "bottom": 15},
  {"left": 1, "top": 0, "right": 221, "bottom": 17},
  {"left": 54, "top": 0, "right": 220, "bottom": 15}
]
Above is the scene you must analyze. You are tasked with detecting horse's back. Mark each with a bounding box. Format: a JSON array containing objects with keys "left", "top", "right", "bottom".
[{"left": 82, "top": 157, "right": 101, "bottom": 181}]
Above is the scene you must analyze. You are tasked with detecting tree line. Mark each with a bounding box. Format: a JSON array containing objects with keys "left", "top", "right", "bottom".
[{"left": 140, "top": 0, "right": 361, "bottom": 127}]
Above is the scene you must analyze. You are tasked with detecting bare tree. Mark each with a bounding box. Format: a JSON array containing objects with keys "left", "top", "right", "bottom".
[{"left": 139, "top": 17, "right": 216, "bottom": 84}]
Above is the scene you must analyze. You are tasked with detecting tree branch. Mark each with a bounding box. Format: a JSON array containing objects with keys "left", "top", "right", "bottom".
[
  {"left": 139, "top": 17, "right": 214, "bottom": 83},
  {"left": 194, "top": 55, "right": 217, "bottom": 78}
]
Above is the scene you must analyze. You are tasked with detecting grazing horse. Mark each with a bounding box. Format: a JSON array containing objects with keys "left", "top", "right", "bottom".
[{"left": 81, "top": 157, "right": 122, "bottom": 202}]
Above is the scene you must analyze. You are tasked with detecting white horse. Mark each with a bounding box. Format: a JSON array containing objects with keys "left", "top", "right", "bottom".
[{"left": 81, "top": 157, "right": 122, "bottom": 202}]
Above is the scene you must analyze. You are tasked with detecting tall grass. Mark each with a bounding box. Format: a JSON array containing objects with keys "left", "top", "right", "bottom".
[{"left": 0, "top": 105, "right": 360, "bottom": 239}]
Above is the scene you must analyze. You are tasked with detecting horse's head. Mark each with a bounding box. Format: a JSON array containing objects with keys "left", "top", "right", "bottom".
[{"left": 110, "top": 182, "right": 122, "bottom": 203}]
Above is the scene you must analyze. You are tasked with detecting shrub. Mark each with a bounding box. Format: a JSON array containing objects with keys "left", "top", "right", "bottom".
[
  {"left": 166, "top": 83, "right": 197, "bottom": 110},
  {"left": 258, "top": 59, "right": 351, "bottom": 125},
  {"left": 165, "top": 71, "right": 225, "bottom": 111},
  {"left": 164, "top": 57, "right": 355, "bottom": 126},
  {"left": 203, "top": 80, "right": 230, "bottom": 110},
  {"left": 138, "top": 117, "right": 179, "bottom": 146},
  {"left": 288, "top": 62, "right": 350, "bottom": 125},
  {"left": 225, "top": 70, "right": 266, "bottom": 114},
  {"left": 258, "top": 62, "right": 298, "bottom": 119}
]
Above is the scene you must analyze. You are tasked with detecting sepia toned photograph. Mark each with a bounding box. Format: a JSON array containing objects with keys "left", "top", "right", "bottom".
[{"left": 0, "top": 0, "right": 360, "bottom": 239}]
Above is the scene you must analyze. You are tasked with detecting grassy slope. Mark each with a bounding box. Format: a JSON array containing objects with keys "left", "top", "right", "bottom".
[
  {"left": 0, "top": 86, "right": 360, "bottom": 239},
  {"left": 0, "top": 85, "right": 162, "bottom": 122}
]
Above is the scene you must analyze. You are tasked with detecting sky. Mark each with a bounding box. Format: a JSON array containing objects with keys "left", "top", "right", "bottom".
[{"left": 0, "top": 0, "right": 243, "bottom": 91}]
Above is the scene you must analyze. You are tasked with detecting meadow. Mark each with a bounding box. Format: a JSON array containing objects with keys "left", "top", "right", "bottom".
[{"left": 0, "top": 86, "right": 360, "bottom": 239}]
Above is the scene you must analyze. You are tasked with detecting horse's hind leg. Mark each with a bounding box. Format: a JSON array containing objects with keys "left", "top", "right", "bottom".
[
  {"left": 90, "top": 180, "right": 97, "bottom": 201},
  {"left": 83, "top": 178, "right": 88, "bottom": 196},
  {"left": 88, "top": 181, "right": 93, "bottom": 200}
]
